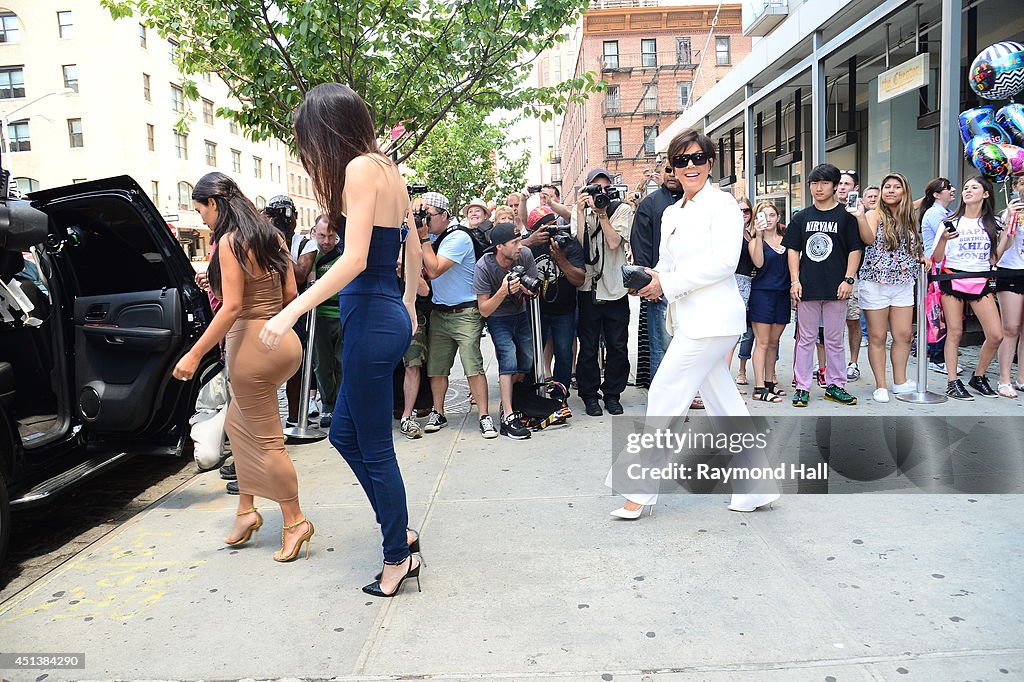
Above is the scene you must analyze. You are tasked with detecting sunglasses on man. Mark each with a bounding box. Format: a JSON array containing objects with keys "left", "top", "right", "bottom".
[{"left": 670, "top": 152, "right": 711, "bottom": 168}]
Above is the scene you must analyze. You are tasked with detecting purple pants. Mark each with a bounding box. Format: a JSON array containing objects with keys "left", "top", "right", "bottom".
[{"left": 795, "top": 300, "right": 848, "bottom": 390}]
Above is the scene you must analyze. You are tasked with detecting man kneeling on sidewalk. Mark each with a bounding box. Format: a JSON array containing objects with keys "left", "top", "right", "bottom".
[{"left": 474, "top": 223, "right": 540, "bottom": 440}]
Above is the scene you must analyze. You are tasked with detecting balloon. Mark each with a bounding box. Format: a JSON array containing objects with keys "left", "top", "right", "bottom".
[
  {"left": 959, "top": 106, "right": 1009, "bottom": 145},
  {"left": 965, "top": 135, "right": 1001, "bottom": 160},
  {"left": 972, "top": 143, "right": 1012, "bottom": 182},
  {"left": 999, "top": 144, "right": 1024, "bottom": 176},
  {"left": 996, "top": 104, "right": 1024, "bottom": 147},
  {"left": 969, "top": 41, "right": 1024, "bottom": 100}
]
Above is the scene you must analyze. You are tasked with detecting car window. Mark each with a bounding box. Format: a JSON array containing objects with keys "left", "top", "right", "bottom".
[{"left": 47, "top": 197, "right": 174, "bottom": 297}]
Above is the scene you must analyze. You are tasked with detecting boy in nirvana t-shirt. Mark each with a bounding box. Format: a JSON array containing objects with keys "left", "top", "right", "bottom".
[{"left": 782, "top": 163, "right": 864, "bottom": 407}]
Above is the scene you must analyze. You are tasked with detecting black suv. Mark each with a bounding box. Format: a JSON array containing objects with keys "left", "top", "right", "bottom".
[{"left": 0, "top": 176, "right": 218, "bottom": 564}]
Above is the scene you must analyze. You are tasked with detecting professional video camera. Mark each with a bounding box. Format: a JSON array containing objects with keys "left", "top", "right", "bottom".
[
  {"left": 407, "top": 184, "right": 428, "bottom": 196},
  {"left": 264, "top": 195, "right": 296, "bottom": 233},
  {"left": 580, "top": 183, "right": 620, "bottom": 211},
  {"left": 509, "top": 264, "right": 542, "bottom": 295}
]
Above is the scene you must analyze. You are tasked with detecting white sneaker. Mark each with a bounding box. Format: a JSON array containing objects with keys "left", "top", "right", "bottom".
[
  {"left": 872, "top": 388, "right": 890, "bottom": 403},
  {"left": 860, "top": 336, "right": 869, "bottom": 347},
  {"left": 892, "top": 380, "right": 917, "bottom": 394},
  {"left": 308, "top": 397, "right": 321, "bottom": 417},
  {"left": 400, "top": 416, "right": 423, "bottom": 439},
  {"left": 846, "top": 362, "right": 861, "bottom": 381}
]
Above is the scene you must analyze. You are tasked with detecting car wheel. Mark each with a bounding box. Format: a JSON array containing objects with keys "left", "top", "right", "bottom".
[{"left": 0, "top": 474, "right": 10, "bottom": 567}]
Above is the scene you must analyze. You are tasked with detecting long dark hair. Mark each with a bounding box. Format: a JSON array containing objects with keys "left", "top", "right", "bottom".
[
  {"left": 918, "top": 176, "right": 952, "bottom": 225},
  {"left": 951, "top": 175, "right": 1000, "bottom": 252},
  {"left": 293, "top": 83, "right": 385, "bottom": 232},
  {"left": 193, "top": 172, "right": 289, "bottom": 296}
]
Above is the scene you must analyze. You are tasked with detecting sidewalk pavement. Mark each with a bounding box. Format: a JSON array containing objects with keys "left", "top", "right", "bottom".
[{"left": 1, "top": 301, "right": 1022, "bottom": 680}]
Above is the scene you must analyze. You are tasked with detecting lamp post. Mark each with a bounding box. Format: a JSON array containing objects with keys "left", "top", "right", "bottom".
[{"left": 0, "top": 88, "right": 76, "bottom": 155}]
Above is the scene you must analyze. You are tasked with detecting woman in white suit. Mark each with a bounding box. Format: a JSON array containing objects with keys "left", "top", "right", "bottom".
[{"left": 607, "top": 128, "right": 779, "bottom": 518}]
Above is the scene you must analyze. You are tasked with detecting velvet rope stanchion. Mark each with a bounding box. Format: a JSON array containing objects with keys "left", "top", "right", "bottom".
[
  {"left": 897, "top": 263, "right": 948, "bottom": 404},
  {"left": 284, "top": 311, "right": 327, "bottom": 442}
]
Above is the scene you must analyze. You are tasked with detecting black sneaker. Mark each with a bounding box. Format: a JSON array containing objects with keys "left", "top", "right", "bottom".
[
  {"left": 219, "top": 462, "right": 236, "bottom": 480},
  {"left": 500, "top": 413, "right": 531, "bottom": 440},
  {"left": 604, "top": 396, "right": 624, "bottom": 415},
  {"left": 423, "top": 409, "right": 448, "bottom": 433},
  {"left": 946, "top": 379, "right": 974, "bottom": 401},
  {"left": 583, "top": 398, "right": 603, "bottom": 416},
  {"left": 226, "top": 480, "right": 239, "bottom": 495},
  {"left": 792, "top": 389, "right": 810, "bottom": 408},
  {"left": 479, "top": 415, "right": 498, "bottom": 439},
  {"left": 967, "top": 375, "right": 998, "bottom": 398},
  {"left": 824, "top": 384, "right": 857, "bottom": 405}
]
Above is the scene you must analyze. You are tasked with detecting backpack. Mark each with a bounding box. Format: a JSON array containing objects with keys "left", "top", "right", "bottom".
[{"left": 434, "top": 224, "right": 489, "bottom": 261}]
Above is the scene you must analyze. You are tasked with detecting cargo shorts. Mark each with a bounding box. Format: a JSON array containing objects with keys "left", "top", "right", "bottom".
[{"left": 426, "top": 307, "right": 486, "bottom": 377}]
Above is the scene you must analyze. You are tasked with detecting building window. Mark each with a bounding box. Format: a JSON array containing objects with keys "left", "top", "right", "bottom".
[
  {"left": 146, "top": 124, "right": 155, "bottom": 151},
  {"left": 178, "top": 181, "right": 193, "bottom": 210},
  {"left": 255, "top": 196, "right": 266, "bottom": 210},
  {"left": 644, "top": 126, "right": 658, "bottom": 154},
  {"left": 143, "top": 73, "right": 151, "bottom": 101},
  {"left": 229, "top": 120, "right": 239, "bottom": 135},
  {"left": 57, "top": 11, "right": 73, "bottom": 39},
  {"left": 641, "top": 39, "right": 657, "bottom": 68},
  {"left": 171, "top": 84, "right": 185, "bottom": 113},
  {"left": 606, "top": 128, "right": 622, "bottom": 157},
  {"left": 0, "top": 11, "right": 21, "bottom": 43},
  {"left": 62, "top": 64, "right": 79, "bottom": 93},
  {"left": 202, "top": 72, "right": 212, "bottom": 84},
  {"left": 253, "top": 157, "right": 262, "bottom": 178},
  {"left": 168, "top": 39, "right": 179, "bottom": 63},
  {"left": 676, "top": 37, "right": 692, "bottom": 65},
  {"left": 677, "top": 82, "right": 691, "bottom": 109},
  {"left": 9, "top": 120, "right": 30, "bottom": 152},
  {"left": 602, "top": 41, "right": 619, "bottom": 69},
  {"left": 643, "top": 84, "right": 658, "bottom": 112},
  {"left": 231, "top": 149, "right": 241, "bottom": 173},
  {"left": 67, "top": 118, "right": 83, "bottom": 148},
  {"left": 716, "top": 36, "right": 731, "bottom": 66},
  {"left": 202, "top": 99, "right": 214, "bottom": 125},
  {"left": 0, "top": 67, "right": 25, "bottom": 99},
  {"left": 606, "top": 85, "right": 620, "bottom": 113},
  {"left": 139, "top": 22, "right": 147, "bottom": 48},
  {"left": 174, "top": 131, "right": 188, "bottom": 159},
  {"left": 14, "top": 177, "right": 40, "bottom": 194},
  {"left": 151, "top": 180, "right": 159, "bottom": 206},
  {"left": 204, "top": 140, "right": 216, "bottom": 166}
]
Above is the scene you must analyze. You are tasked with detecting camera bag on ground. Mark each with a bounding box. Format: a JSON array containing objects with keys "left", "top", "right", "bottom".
[{"left": 511, "top": 380, "right": 572, "bottom": 431}]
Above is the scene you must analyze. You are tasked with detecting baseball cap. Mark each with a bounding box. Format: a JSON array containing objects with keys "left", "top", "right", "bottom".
[
  {"left": 586, "top": 168, "right": 612, "bottom": 184},
  {"left": 421, "top": 191, "right": 450, "bottom": 212},
  {"left": 488, "top": 222, "right": 519, "bottom": 248},
  {"left": 528, "top": 206, "right": 557, "bottom": 231}
]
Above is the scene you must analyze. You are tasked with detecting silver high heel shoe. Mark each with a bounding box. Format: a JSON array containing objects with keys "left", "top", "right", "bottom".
[{"left": 609, "top": 504, "right": 655, "bottom": 520}]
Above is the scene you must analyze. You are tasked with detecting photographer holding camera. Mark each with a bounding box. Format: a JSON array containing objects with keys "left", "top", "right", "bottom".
[
  {"left": 573, "top": 168, "right": 634, "bottom": 417},
  {"left": 516, "top": 184, "right": 572, "bottom": 229},
  {"left": 473, "top": 223, "right": 541, "bottom": 440}
]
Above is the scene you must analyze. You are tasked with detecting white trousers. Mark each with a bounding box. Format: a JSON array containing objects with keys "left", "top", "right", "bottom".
[{"left": 605, "top": 333, "right": 748, "bottom": 506}]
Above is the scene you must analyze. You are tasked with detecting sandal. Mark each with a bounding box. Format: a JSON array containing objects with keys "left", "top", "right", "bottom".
[
  {"left": 1013, "top": 381, "right": 1024, "bottom": 391},
  {"left": 765, "top": 381, "right": 786, "bottom": 397},
  {"left": 735, "top": 373, "right": 749, "bottom": 386},
  {"left": 997, "top": 383, "right": 1019, "bottom": 399},
  {"left": 753, "top": 387, "right": 782, "bottom": 403}
]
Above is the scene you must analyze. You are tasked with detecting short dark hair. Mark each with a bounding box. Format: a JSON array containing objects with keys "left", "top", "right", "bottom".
[
  {"left": 542, "top": 183, "right": 561, "bottom": 199},
  {"left": 839, "top": 169, "right": 859, "bottom": 186},
  {"left": 667, "top": 128, "right": 716, "bottom": 162},
  {"left": 808, "top": 163, "right": 841, "bottom": 185}
]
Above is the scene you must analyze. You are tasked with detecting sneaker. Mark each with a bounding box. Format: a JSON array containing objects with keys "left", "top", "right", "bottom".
[
  {"left": 860, "top": 336, "right": 869, "bottom": 347},
  {"left": 947, "top": 379, "right": 974, "bottom": 401},
  {"left": 319, "top": 412, "right": 333, "bottom": 429},
  {"left": 479, "top": 415, "right": 498, "bottom": 439},
  {"left": 928, "top": 361, "right": 947, "bottom": 375},
  {"left": 872, "top": 388, "right": 890, "bottom": 403},
  {"left": 226, "top": 480, "right": 239, "bottom": 495},
  {"left": 815, "top": 367, "right": 827, "bottom": 388},
  {"left": 423, "top": 409, "right": 448, "bottom": 433},
  {"left": 219, "top": 462, "right": 237, "bottom": 480},
  {"left": 967, "top": 375, "right": 998, "bottom": 398},
  {"left": 604, "top": 396, "right": 624, "bottom": 415},
  {"left": 308, "top": 397, "right": 321, "bottom": 417},
  {"left": 499, "top": 413, "right": 531, "bottom": 440},
  {"left": 847, "top": 363, "right": 861, "bottom": 381},
  {"left": 584, "top": 398, "right": 603, "bottom": 417},
  {"left": 400, "top": 416, "right": 423, "bottom": 439},
  {"left": 285, "top": 417, "right": 298, "bottom": 428},
  {"left": 792, "top": 389, "right": 810, "bottom": 407},
  {"left": 892, "top": 380, "right": 917, "bottom": 394},
  {"left": 824, "top": 384, "right": 857, "bottom": 405}
]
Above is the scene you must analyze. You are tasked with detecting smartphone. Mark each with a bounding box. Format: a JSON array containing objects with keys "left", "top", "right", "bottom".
[
  {"left": 845, "top": 190, "right": 859, "bottom": 212},
  {"left": 1013, "top": 190, "right": 1021, "bottom": 203},
  {"left": 943, "top": 219, "right": 957, "bottom": 235},
  {"left": 757, "top": 211, "right": 767, "bottom": 227}
]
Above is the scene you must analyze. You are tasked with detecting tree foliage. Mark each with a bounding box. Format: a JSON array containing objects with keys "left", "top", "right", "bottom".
[
  {"left": 407, "top": 110, "right": 529, "bottom": 211},
  {"left": 103, "top": 0, "right": 599, "bottom": 163}
]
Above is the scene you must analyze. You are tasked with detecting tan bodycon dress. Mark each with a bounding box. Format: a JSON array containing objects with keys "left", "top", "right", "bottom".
[{"left": 224, "top": 269, "right": 302, "bottom": 502}]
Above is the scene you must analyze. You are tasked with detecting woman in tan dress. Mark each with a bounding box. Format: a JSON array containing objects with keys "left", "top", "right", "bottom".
[{"left": 172, "top": 172, "right": 313, "bottom": 562}]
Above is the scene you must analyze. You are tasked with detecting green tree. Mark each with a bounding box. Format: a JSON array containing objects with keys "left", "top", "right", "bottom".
[
  {"left": 407, "top": 111, "right": 529, "bottom": 211},
  {"left": 103, "top": 0, "right": 600, "bottom": 162}
]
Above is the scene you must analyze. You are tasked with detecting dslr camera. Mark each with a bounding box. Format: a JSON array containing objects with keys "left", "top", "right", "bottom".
[
  {"left": 413, "top": 207, "right": 431, "bottom": 230},
  {"left": 508, "top": 264, "right": 542, "bottom": 295},
  {"left": 581, "top": 183, "right": 620, "bottom": 211},
  {"left": 545, "top": 225, "right": 575, "bottom": 249}
]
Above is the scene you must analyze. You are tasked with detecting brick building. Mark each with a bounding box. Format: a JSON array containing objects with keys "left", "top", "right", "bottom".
[{"left": 557, "top": 2, "right": 750, "bottom": 198}]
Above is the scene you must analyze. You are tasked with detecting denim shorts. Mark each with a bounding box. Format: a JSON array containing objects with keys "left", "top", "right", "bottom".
[{"left": 486, "top": 311, "right": 535, "bottom": 376}]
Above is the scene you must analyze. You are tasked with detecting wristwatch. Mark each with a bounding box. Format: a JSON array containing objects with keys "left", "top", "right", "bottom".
[
  {"left": 843, "top": 276, "right": 855, "bottom": 285},
  {"left": 419, "top": 236, "right": 431, "bottom": 244}
]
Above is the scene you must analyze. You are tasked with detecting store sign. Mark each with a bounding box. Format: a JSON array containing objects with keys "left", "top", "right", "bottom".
[{"left": 877, "top": 53, "right": 930, "bottom": 103}]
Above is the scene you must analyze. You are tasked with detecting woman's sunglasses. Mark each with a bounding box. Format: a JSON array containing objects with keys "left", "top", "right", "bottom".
[
  {"left": 740, "top": 208, "right": 752, "bottom": 214},
  {"left": 670, "top": 152, "right": 711, "bottom": 168}
]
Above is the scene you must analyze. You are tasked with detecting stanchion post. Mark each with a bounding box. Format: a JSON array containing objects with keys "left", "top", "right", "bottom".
[
  {"left": 284, "top": 311, "right": 328, "bottom": 441},
  {"left": 897, "top": 262, "right": 947, "bottom": 404},
  {"left": 529, "top": 295, "right": 547, "bottom": 397}
]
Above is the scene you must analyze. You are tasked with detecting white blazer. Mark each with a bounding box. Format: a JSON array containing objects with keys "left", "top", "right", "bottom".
[{"left": 654, "top": 181, "right": 747, "bottom": 340}]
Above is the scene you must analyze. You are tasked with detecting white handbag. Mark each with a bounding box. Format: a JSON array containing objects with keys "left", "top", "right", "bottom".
[{"left": 190, "top": 369, "right": 230, "bottom": 471}]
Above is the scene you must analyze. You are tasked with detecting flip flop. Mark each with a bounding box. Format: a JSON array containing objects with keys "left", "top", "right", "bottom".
[{"left": 735, "top": 374, "right": 749, "bottom": 386}]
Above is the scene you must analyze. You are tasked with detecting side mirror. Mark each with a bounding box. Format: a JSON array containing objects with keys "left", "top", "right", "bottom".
[{"left": 0, "top": 199, "right": 49, "bottom": 252}]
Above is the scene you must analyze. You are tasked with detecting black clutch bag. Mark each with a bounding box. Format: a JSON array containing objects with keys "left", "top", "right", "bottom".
[{"left": 621, "top": 264, "right": 653, "bottom": 290}]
